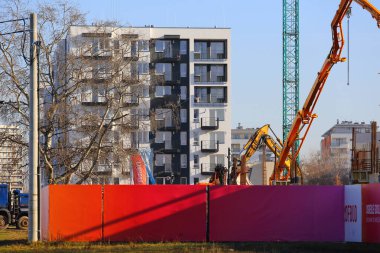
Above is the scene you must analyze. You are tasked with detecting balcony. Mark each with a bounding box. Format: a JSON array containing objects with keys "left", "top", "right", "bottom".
[
  {"left": 156, "top": 120, "right": 178, "bottom": 131},
  {"left": 194, "top": 52, "right": 226, "bottom": 61},
  {"left": 162, "top": 140, "right": 180, "bottom": 154},
  {"left": 152, "top": 51, "right": 181, "bottom": 62},
  {"left": 194, "top": 96, "right": 227, "bottom": 106},
  {"left": 121, "top": 117, "right": 139, "bottom": 130},
  {"left": 155, "top": 163, "right": 173, "bottom": 175},
  {"left": 194, "top": 76, "right": 227, "bottom": 84},
  {"left": 122, "top": 95, "right": 139, "bottom": 107},
  {"left": 201, "top": 140, "right": 219, "bottom": 153},
  {"left": 94, "top": 164, "right": 113, "bottom": 175},
  {"left": 201, "top": 117, "right": 219, "bottom": 130},
  {"left": 122, "top": 140, "right": 139, "bottom": 151},
  {"left": 201, "top": 163, "right": 221, "bottom": 175}
]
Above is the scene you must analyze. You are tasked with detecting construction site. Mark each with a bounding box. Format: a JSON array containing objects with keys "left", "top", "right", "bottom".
[{"left": 0, "top": 0, "right": 380, "bottom": 251}]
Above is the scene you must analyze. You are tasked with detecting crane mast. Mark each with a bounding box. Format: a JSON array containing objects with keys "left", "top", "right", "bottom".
[{"left": 282, "top": 0, "right": 299, "bottom": 155}]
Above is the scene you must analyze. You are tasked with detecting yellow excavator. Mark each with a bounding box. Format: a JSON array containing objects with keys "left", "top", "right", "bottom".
[
  {"left": 208, "top": 0, "right": 380, "bottom": 186},
  {"left": 231, "top": 124, "right": 302, "bottom": 185}
]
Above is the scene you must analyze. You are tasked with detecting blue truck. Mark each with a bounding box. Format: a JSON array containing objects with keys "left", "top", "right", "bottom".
[{"left": 0, "top": 184, "right": 28, "bottom": 229}]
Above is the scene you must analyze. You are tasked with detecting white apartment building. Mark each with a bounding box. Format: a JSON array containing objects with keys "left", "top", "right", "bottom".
[{"left": 56, "top": 25, "right": 231, "bottom": 185}]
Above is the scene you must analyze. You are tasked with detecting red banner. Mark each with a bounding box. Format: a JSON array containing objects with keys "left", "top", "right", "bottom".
[
  {"left": 132, "top": 154, "right": 147, "bottom": 185},
  {"left": 362, "top": 184, "right": 380, "bottom": 243}
]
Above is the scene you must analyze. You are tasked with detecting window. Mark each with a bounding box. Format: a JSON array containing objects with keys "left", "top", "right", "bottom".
[
  {"left": 155, "top": 86, "right": 171, "bottom": 97},
  {"left": 155, "top": 40, "right": 172, "bottom": 56},
  {"left": 138, "top": 40, "right": 149, "bottom": 51},
  {"left": 180, "top": 86, "right": 187, "bottom": 100},
  {"left": 181, "top": 132, "right": 187, "bottom": 145},
  {"left": 131, "top": 41, "right": 138, "bottom": 57},
  {"left": 156, "top": 131, "right": 171, "bottom": 144},
  {"left": 97, "top": 88, "right": 106, "bottom": 103},
  {"left": 210, "top": 154, "right": 225, "bottom": 166},
  {"left": 139, "top": 108, "right": 150, "bottom": 121},
  {"left": 138, "top": 62, "right": 149, "bottom": 74},
  {"left": 155, "top": 63, "right": 172, "bottom": 81},
  {"left": 194, "top": 109, "right": 199, "bottom": 122},
  {"left": 194, "top": 132, "right": 199, "bottom": 146},
  {"left": 180, "top": 63, "right": 187, "bottom": 78},
  {"left": 194, "top": 87, "right": 208, "bottom": 103},
  {"left": 210, "top": 88, "right": 226, "bottom": 103},
  {"left": 180, "top": 40, "right": 188, "bottom": 55},
  {"left": 137, "top": 85, "right": 149, "bottom": 98},
  {"left": 211, "top": 132, "right": 225, "bottom": 144},
  {"left": 210, "top": 42, "right": 225, "bottom": 59},
  {"left": 155, "top": 109, "right": 165, "bottom": 120},
  {"left": 138, "top": 131, "right": 149, "bottom": 144},
  {"left": 154, "top": 38, "right": 162, "bottom": 51},
  {"left": 210, "top": 65, "right": 225, "bottom": 82},
  {"left": 232, "top": 144, "right": 240, "bottom": 153},
  {"left": 181, "top": 154, "right": 187, "bottom": 168},
  {"left": 210, "top": 109, "right": 225, "bottom": 121},
  {"left": 81, "top": 88, "right": 92, "bottom": 102},
  {"left": 194, "top": 155, "right": 199, "bottom": 167},
  {"left": 180, "top": 109, "right": 187, "bottom": 123},
  {"left": 113, "top": 40, "right": 120, "bottom": 50},
  {"left": 92, "top": 37, "right": 110, "bottom": 53},
  {"left": 155, "top": 154, "right": 169, "bottom": 165},
  {"left": 194, "top": 42, "right": 207, "bottom": 59},
  {"left": 194, "top": 65, "right": 207, "bottom": 82}
]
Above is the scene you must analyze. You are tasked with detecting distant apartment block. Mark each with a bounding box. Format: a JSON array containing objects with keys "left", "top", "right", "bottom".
[{"left": 0, "top": 125, "right": 25, "bottom": 191}]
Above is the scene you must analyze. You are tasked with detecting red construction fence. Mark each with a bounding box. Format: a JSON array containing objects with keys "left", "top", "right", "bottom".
[{"left": 41, "top": 184, "right": 380, "bottom": 242}]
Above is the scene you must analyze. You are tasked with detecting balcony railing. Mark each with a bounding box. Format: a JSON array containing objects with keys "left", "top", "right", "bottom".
[
  {"left": 194, "top": 76, "right": 227, "bottom": 84},
  {"left": 194, "top": 96, "right": 227, "bottom": 105},
  {"left": 201, "top": 117, "right": 219, "bottom": 130},
  {"left": 152, "top": 50, "right": 181, "bottom": 62},
  {"left": 94, "top": 164, "right": 113, "bottom": 175},
  {"left": 200, "top": 163, "right": 225, "bottom": 175},
  {"left": 194, "top": 51, "right": 226, "bottom": 60},
  {"left": 201, "top": 140, "right": 219, "bottom": 153},
  {"left": 122, "top": 95, "right": 139, "bottom": 107},
  {"left": 156, "top": 120, "right": 177, "bottom": 131},
  {"left": 156, "top": 163, "right": 172, "bottom": 173}
]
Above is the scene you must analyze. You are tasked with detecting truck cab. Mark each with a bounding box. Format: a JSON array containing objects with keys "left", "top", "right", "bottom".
[{"left": 0, "top": 184, "right": 28, "bottom": 229}]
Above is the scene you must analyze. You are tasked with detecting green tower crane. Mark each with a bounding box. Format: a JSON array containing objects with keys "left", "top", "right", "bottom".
[{"left": 282, "top": 0, "right": 299, "bottom": 165}]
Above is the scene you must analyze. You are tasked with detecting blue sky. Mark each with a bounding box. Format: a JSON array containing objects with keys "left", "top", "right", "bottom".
[{"left": 72, "top": 0, "right": 380, "bottom": 157}]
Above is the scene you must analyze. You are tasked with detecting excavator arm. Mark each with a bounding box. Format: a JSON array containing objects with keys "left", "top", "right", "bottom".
[
  {"left": 238, "top": 124, "right": 302, "bottom": 184},
  {"left": 276, "top": 0, "right": 380, "bottom": 179}
]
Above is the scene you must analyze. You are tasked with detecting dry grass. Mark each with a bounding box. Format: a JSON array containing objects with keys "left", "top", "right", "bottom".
[{"left": 0, "top": 228, "right": 379, "bottom": 253}]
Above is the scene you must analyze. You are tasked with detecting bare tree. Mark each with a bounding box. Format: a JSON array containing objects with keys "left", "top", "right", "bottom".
[
  {"left": 302, "top": 151, "right": 350, "bottom": 185},
  {"left": 0, "top": 0, "right": 151, "bottom": 184}
]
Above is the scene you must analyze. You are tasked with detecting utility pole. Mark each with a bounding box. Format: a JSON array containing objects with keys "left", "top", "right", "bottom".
[
  {"left": 28, "top": 13, "right": 38, "bottom": 243},
  {"left": 227, "top": 147, "right": 231, "bottom": 184}
]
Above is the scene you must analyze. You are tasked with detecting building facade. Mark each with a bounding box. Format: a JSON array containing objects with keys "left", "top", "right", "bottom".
[
  {"left": 57, "top": 26, "right": 231, "bottom": 185},
  {"left": 0, "top": 125, "right": 25, "bottom": 191}
]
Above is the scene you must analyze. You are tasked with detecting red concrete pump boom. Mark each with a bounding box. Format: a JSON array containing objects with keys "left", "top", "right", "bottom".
[{"left": 276, "top": 0, "right": 380, "bottom": 181}]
